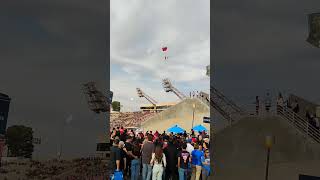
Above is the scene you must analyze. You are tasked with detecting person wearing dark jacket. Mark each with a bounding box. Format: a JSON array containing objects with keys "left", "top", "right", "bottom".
[{"left": 163, "top": 137, "right": 179, "bottom": 180}]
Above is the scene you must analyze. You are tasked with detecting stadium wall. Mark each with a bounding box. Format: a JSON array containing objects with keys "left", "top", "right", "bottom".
[{"left": 141, "top": 98, "right": 210, "bottom": 133}]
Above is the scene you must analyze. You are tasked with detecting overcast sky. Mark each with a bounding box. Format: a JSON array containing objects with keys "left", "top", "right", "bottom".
[{"left": 110, "top": 0, "right": 210, "bottom": 112}]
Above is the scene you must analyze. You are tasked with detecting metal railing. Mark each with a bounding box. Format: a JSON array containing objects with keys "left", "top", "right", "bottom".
[{"left": 276, "top": 105, "right": 320, "bottom": 144}]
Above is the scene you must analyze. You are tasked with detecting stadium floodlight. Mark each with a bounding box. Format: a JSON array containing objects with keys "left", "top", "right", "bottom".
[
  {"left": 306, "top": 13, "right": 320, "bottom": 48},
  {"left": 162, "top": 78, "right": 173, "bottom": 92},
  {"left": 83, "top": 82, "right": 111, "bottom": 113},
  {"left": 136, "top": 88, "right": 158, "bottom": 112},
  {"left": 136, "top": 88, "right": 144, "bottom": 97},
  {"left": 162, "top": 78, "right": 186, "bottom": 100}
]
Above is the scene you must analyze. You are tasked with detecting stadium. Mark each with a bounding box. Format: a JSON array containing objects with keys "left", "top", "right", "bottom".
[{"left": 110, "top": 78, "right": 210, "bottom": 134}]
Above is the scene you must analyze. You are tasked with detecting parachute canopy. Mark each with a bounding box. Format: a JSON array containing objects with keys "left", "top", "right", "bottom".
[
  {"left": 161, "top": 46, "right": 168, "bottom": 60},
  {"left": 162, "top": 47, "right": 168, "bottom": 51}
]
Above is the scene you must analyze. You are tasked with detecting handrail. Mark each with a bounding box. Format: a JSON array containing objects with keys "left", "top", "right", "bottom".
[{"left": 277, "top": 105, "right": 320, "bottom": 144}]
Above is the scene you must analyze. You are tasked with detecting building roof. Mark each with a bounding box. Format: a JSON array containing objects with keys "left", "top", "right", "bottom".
[{"left": 140, "top": 102, "right": 177, "bottom": 108}]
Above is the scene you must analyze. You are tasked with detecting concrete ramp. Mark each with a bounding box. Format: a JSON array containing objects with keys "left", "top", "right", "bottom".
[
  {"left": 141, "top": 98, "right": 209, "bottom": 133},
  {"left": 213, "top": 116, "right": 320, "bottom": 180}
]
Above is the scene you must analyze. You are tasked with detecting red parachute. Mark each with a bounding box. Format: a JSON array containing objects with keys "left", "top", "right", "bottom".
[{"left": 162, "top": 46, "right": 168, "bottom": 60}]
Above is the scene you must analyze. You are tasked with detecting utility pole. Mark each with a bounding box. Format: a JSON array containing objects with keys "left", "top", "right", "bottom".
[{"left": 192, "top": 103, "right": 196, "bottom": 129}]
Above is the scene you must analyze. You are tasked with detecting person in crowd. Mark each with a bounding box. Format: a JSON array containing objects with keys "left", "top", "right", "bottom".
[
  {"left": 110, "top": 139, "right": 121, "bottom": 173},
  {"left": 313, "top": 114, "right": 320, "bottom": 130},
  {"left": 201, "top": 149, "right": 211, "bottom": 180},
  {"left": 141, "top": 134, "right": 155, "bottom": 180},
  {"left": 197, "top": 135, "right": 204, "bottom": 147},
  {"left": 306, "top": 110, "right": 312, "bottom": 122},
  {"left": 178, "top": 143, "right": 191, "bottom": 180},
  {"left": 124, "top": 136, "right": 134, "bottom": 177},
  {"left": 186, "top": 139, "right": 194, "bottom": 154},
  {"left": 120, "top": 126, "right": 124, "bottom": 135},
  {"left": 277, "top": 93, "right": 284, "bottom": 114},
  {"left": 116, "top": 127, "right": 121, "bottom": 137},
  {"left": 191, "top": 130, "right": 195, "bottom": 136},
  {"left": 118, "top": 141, "right": 127, "bottom": 173},
  {"left": 131, "top": 140, "right": 141, "bottom": 180},
  {"left": 292, "top": 100, "right": 300, "bottom": 114},
  {"left": 255, "top": 96, "right": 260, "bottom": 115},
  {"left": 150, "top": 146, "right": 167, "bottom": 180},
  {"left": 120, "top": 129, "right": 127, "bottom": 142},
  {"left": 110, "top": 128, "right": 116, "bottom": 144},
  {"left": 265, "top": 92, "right": 271, "bottom": 113},
  {"left": 203, "top": 138, "right": 210, "bottom": 151},
  {"left": 163, "top": 137, "right": 179, "bottom": 180},
  {"left": 286, "top": 99, "right": 291, "bottom": 109},
  {"left": 309, "top": 113, "right": 317, "bottom": 133},
  {"left": 292, "top": 100, "right": 300, "bottom": 125},
  {"left": 183, "top": 131, "right": 187, "bottom": 137},
  {"left": 191, "top": 143, "right": 204, "bottom": 180}
]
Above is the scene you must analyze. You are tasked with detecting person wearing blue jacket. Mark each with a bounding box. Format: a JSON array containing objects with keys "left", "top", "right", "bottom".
[{"left": 191, "top": 143, "right": 203, "bottom": 180}]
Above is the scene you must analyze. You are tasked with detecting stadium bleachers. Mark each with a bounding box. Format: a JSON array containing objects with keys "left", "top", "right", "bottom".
[{"left": 110, "top": 111, "right": 156, "bottom": 128}]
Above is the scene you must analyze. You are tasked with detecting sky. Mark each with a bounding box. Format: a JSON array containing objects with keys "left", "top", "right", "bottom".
[{"left": 110, "top": 0, "right": 210, "bottom": 112}]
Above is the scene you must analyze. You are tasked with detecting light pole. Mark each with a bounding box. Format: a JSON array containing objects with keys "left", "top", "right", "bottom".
[
  {"left": 265, "top": 135, "right": 274, "bottom": 180},
  {"left": 192, "top": 103, "right": 196, "bottom": 129}
]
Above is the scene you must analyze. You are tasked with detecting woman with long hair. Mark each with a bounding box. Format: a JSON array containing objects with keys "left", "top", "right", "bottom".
[{"left": 150, "top": 145, "right": 167, "bottom": 180}]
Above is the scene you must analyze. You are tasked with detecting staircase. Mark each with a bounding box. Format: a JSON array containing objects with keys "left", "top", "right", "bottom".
[{"left": 210, "top": 86, "right": 246, "bottom": 124}]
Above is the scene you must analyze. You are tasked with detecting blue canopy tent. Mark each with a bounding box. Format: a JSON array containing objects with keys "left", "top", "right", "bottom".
[
  {"left": 192, "top": 124, "right": 207, "bottom": 132},
  {"left": 167, "top": 125, "right": 185, "bottom": 134}
]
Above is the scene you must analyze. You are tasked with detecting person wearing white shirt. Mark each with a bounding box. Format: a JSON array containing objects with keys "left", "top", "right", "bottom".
[
  {"left": 150, "top": 146, "right": 167, "bottom": 180},
  {"left": 186, "top": 142, "right": 194, "bottom": 154}
]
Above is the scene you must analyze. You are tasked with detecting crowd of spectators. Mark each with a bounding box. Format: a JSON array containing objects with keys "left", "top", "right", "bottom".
[
  {"left": 110, "top": 126, "right": 211, "bottom": 180},
  {"left": 276, "top": 93, "right": 320, "bottom": 133},
  {"left": 111, "top": 111, "right": 156, "bottom": 128}
]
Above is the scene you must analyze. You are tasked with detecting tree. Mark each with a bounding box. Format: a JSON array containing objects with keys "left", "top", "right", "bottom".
[
  {"left": 112, "top": 101, "right": 121, "bottom": 112},
  {"left": 5, "top": 125, "right": 34, "bottom": 158}
]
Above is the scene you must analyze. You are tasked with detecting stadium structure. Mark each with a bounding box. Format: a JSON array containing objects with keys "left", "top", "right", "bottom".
[{"left": 110, "top": 78, "right": 211, "bottom": 133}]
